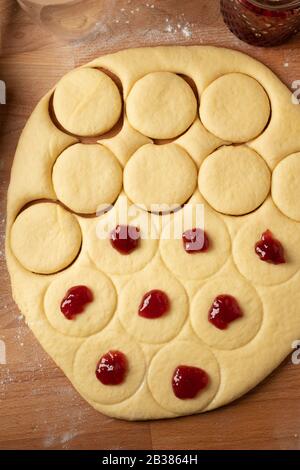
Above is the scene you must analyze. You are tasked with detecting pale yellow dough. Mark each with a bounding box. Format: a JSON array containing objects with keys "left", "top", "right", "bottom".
[
  {"left": 124, "top": 143, "right": 197, "bottom": 211},
  {"left": 6, "top": 46, "right": 300, "bottom": 421},
  {"left": 52, "top": 143, "right": 122, "bottom": 214},
  {"left": 53, "top": 68, "right": 122, "bottom": 137},
  {"left": 126, "top": 72, "right": 197, "bottom": 139},
  {"left": 272, "top": 152, "right": 300, "bottom": 221},
  {"left": 118, "top": 261, "right": 188, "bottom": 344},
  {"left": 200, "top": 73, "right": 270, "bottom": 143},
  {"left": 10, "top": 202, "right": 82, "bottom": 274},
  {"left": 199, "top": 146, "right": 271, "bottom": 215},
  {"left": 44, "top": 267, "right": 116, "bottom": 337}
]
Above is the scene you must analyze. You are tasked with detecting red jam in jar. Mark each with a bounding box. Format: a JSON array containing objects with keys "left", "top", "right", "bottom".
[{"left": 221, "top": 0, "right": 300, "bottom": 46}]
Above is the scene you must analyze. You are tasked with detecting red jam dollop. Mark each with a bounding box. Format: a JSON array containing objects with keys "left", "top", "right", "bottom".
[
  {"left": 110, "top": 225, "right": 140, "bottom": 255},
  {"left": 172, "top": 365, "right": 209, "bottom": 399},
  {"left": 255, "top": 229, "right": 285, "bottom": 265},
  {"left": 138, "top": 290, "right": 170, "bottom": 319},
  {"left": 60, "top": 285, "right": 93, "bottom": 320},
  {"left": 95, "top": 350, "right": 128, "bottom": 385},
  {"left": 208, "top": 294, "right": 243, "bottom": 330},
  {"left": 182, "top": 228, "right": 209, "bottom": 254}
]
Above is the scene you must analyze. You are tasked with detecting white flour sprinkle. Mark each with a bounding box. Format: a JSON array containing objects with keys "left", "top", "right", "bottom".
[
  {"left": 164, "top": 20, "right": 193, "bottom": 39},
  {"left": 182, "top": 25, "right": 192, "bottom": 38}
]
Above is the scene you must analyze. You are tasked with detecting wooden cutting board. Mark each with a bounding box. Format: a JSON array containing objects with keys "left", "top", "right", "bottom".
[{"left": 1, "top": 0, "right": 300, "bottom": 450}]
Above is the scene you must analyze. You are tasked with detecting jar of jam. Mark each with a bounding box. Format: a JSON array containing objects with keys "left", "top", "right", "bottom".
[{"left": 221, "top": 0, "right": 300, "bottom": 46}]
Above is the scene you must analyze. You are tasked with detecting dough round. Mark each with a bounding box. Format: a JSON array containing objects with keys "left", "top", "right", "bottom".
[
  {"left": 199, "top": 146, "right": 271, "bottom": 215},
  {"left": 126, "top": 72, "right": 197, "bottom": 139},
  {"left": 73, "top": 330, "right": 146, "bottom": 405},
  {"left": 10, "top": 203, "right": 82, "bottom": 274},
  {"left": 118, "top": 264, "right": 188, "bottom": 344},
  {"left": 200, "top": 73, "right": 270, "bottom": 143},
  {"left": 272, "top": 153, "right": 300, "bottom": 221},
  {"left": 124, "top": 143, "right": 197, "bottom": 211},
  {"left": 148, "top": 340, "right": 220, "bottom": 414},
  {"left": 44, "top": 267, "right": 116, "bottom": 337},
  {"left": 233, "top": 202, "right": 300, "bottom": 286},
  {"left": 52, "top": 143, "right": 122, "bottom": 214},
  {"left": 191, "top": 273, "right": 263, "bottom": 350},
  {"left": 87, "top": 205, "right": 158, "bottom": 275},
  {"left": 53, "top": 68, "right": 122, "bottom": 137},
  {"left": 160, "top": 204, "right": 231, "bottom": 280}
]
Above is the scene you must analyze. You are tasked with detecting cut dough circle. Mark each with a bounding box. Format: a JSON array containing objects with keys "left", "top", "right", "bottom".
[
  {"left": 124, "top": 143, "right": 198, "bottom": 211},
  {"left": 73, "top": 330, "right": 146, "bottom": 405},
  {"left": 126, "top": 72, "right": 197, "bottom": 139},
  {"left": 44, "top": 267, "right": 116, "bottom": 337},
  {"left": 118, "top": 263, "right": 188, "bottom": 344},
  {"left": 272, "top": 153, "right": 300, "bottom": 221},
  {"left": 233, "top": 201, "right": 300, "bottom": 286},
  {"left": 53, "top": 68, "right": 122, "bottom": 137},
  {"left": 10, "top": 203, "right": 82, "bottom": 274},
  {"left": 199, "top": 146, "right": 271, "bottom": 215},
  {"left": 191, "top": 273, "right": 263, "bottom": 350},
  {"left": 87, "top": 203, "right": 158, "bottom": 275},
  {"left": 200, "top": 73, "right": 270, "bottom": 143},
  {"left": 148, "top": 340, "right": 220, "bottom": 414},
  {"left": 160, "top": 204, "right": 231, "bottom": 280},
  {"left": 52, "top": 143, "right": 122, "bottom": 214}
]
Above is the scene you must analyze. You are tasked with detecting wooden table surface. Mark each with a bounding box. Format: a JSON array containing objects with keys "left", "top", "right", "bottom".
[{"left": 1, "top": 0, "right": 300, "bottom": 451}]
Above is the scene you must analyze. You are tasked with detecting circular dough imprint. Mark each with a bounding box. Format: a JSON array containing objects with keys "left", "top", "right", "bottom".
[
  {"left": 10, "top": 202, "right": 82, "bottom": 274},
  {"left": 199, "top": 146, "right": 271, "bottom": 215},
  {"left": 73, "top": 330, "right": 146, "bottom": 405},
  {"left": 233, "top": 201, "right": 300, "bottom": 286},
  {"left": 53, "top": 68, "right": 122, "bottom": 137},
  {"left": 44, "top": 267, "right": 117, "bottom": 337},
  {"left": 87, "top": 204, "right": 158, "bottom": 275},
  {"left": 272, "top": 153, "right": 300, "bottom": 221},
  {"left": 124, "top": 143, "right": 197, "bottom": 211},
  {"left": 148, "top": 340, "right": 220, "bottom": 414},
  {"left": 191, "top": 273, "right": 263, "bottom": 350},
  {"left": 200, "top": 73, "right": 270, "bottom": 143},
  {"left": 126, "top": 72, "right": 197, "bottom": 139},
  {"left": 118, "top": 263, "right": 188, "bottom": 344},
  {"left": 160, "top": 204, "right": 231, "bottom": 280},
  {"left": 52, "top": 143, "right": 122, "bottom": 214}
]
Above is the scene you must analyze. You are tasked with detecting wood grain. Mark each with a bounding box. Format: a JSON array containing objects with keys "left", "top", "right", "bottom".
[{"left": 1, "top": 0, "right": 300, "bottom": 450}]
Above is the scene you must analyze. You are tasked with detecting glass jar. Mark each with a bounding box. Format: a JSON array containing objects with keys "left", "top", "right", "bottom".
[
  {"left": 221, "top": 0, "right": 300, "bottom": 46},
  {"left": 17, "top": 0, "right": 103, "bottom": 41}
]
